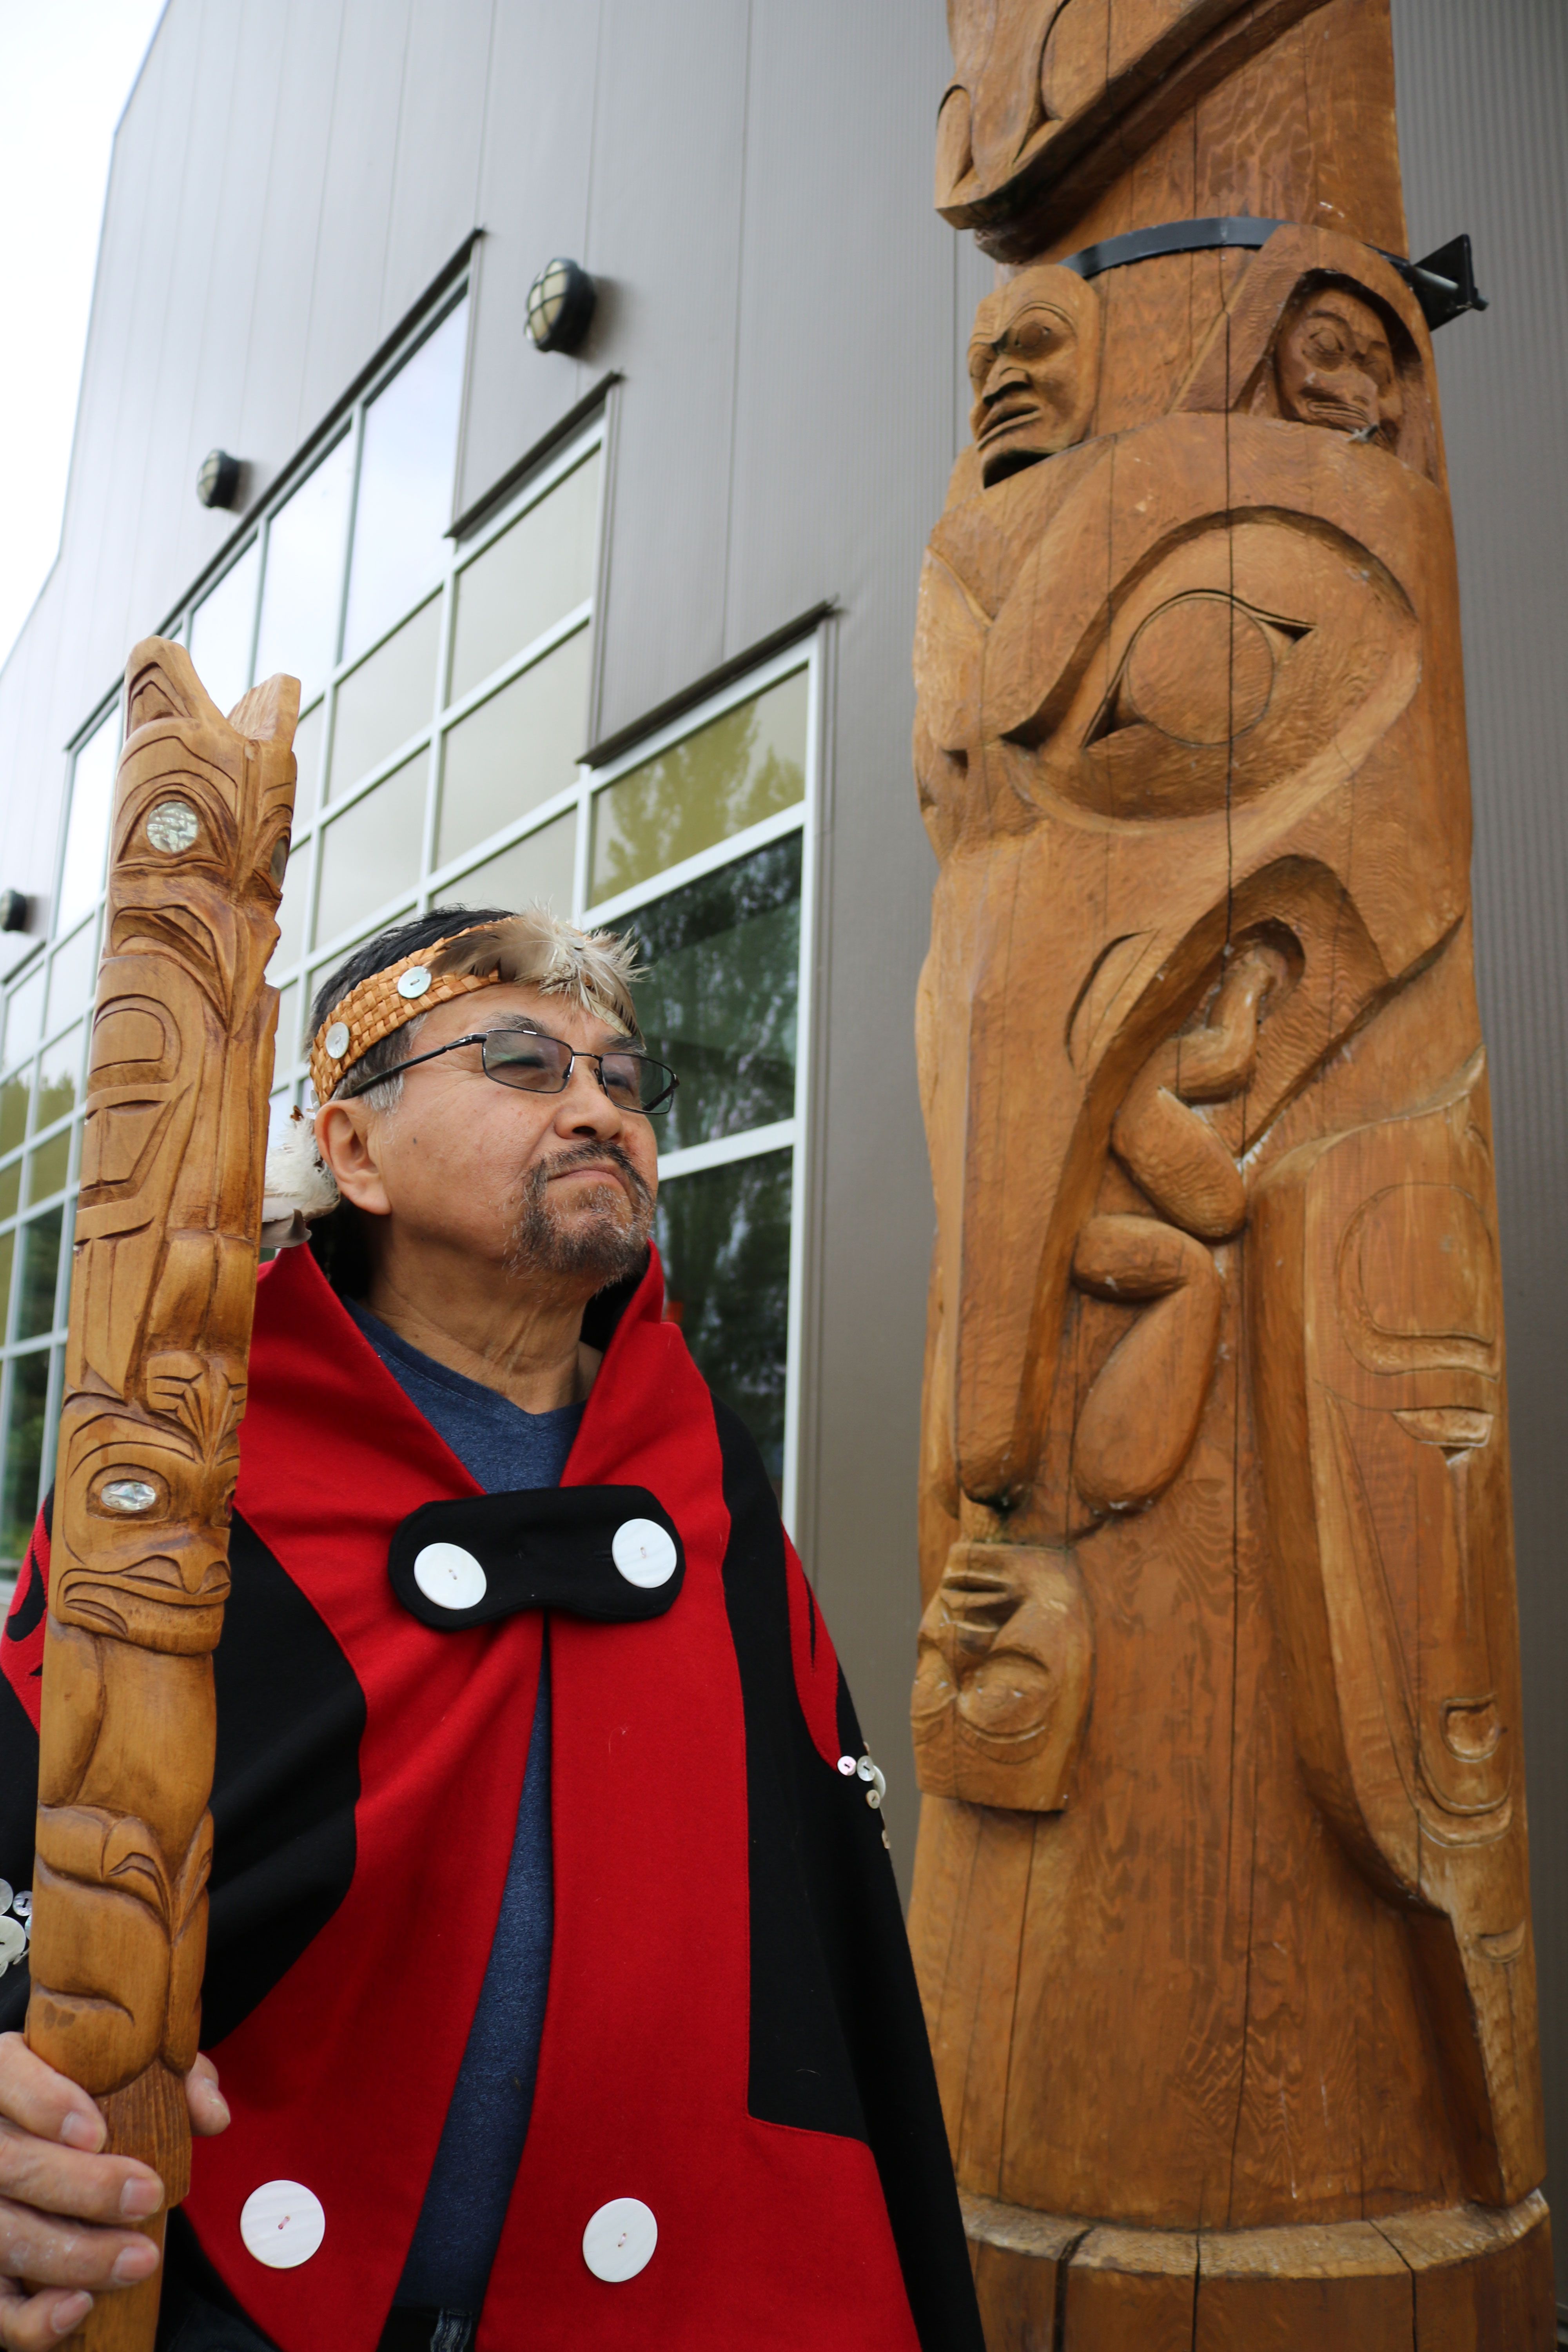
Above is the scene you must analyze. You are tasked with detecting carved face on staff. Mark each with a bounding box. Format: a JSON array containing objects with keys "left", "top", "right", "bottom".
[{"left": 966, "top": 264, "right": 1100, "bottom": 484}]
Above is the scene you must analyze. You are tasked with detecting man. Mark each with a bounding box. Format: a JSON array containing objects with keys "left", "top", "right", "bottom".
[{"left": 0, "top": 905, "right": 983, "bottom": 2352}]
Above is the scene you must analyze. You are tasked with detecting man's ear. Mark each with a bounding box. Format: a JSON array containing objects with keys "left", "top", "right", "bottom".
[{"left": 314, "top": 1101, "right": 393, "bottom": 1219}]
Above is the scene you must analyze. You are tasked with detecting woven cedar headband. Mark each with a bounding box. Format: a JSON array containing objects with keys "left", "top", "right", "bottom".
[
  {"left": 307, "top": 913, "right": 642, "bottom": 1104},
  {"left": 308, "top": 935, "right": 499, "bottom": 1104}
]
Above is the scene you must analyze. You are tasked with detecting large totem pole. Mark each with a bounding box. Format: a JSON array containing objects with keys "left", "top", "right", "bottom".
[{"left": 906, "top": 4, "right": 1553, "bottom": 2344}]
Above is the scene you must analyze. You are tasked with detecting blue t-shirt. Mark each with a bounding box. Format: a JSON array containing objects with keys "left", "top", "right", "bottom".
[{"left": 346, "top": 1302, "right": 583, "bottom": 2317}]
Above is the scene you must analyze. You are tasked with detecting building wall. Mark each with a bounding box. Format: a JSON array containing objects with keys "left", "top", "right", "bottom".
[
  {"left": 0, "top": 0, "right": 1562, "bottom": 2292},
  {"left": 1391, "top": 0, "right": 1568, "bottom": 2302}
]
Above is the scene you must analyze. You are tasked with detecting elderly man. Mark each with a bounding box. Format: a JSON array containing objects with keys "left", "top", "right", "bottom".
[{"left": 0, "top": 905, "right": 983, "bottom": 2352}]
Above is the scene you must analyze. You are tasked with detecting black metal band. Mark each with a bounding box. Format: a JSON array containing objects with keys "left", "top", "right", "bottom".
[{"left": 1055, "top": 216, "right": 1487, "bottom": 332}]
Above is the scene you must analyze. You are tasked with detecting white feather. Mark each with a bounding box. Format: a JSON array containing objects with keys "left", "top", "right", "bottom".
[{"left": 262, "top": 1109, "right": 339, "bottom": 1238}]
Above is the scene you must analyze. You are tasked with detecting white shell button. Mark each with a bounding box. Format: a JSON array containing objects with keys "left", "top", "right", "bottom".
[
  {"left": 397, "top": 965, "right": 432, "bottom": 999},
  {"left": 323, "top": 1021, "right": 350, "bottom": 1060},
  {"left": 413, "top": 1541, "right": 488, "bottom": 1610},
  {"left": 240, "top": 2180, "right": 326, "bottom": 2269},
  {"left": 611, "top": 1518, "right": 678, "bottom": 1589},
  {"left": 582, "top": 2196, "right": 658, "bottom": 2283}
]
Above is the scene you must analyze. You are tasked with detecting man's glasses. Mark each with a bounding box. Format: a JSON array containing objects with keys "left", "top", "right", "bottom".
[{"left": 336, "top": 1026, "right": 679, "bottom": 1114}]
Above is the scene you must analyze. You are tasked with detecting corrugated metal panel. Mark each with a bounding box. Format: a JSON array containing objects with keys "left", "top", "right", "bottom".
[{"left": 1392, "top": 0, "right": 1568, "bottom": 2292}]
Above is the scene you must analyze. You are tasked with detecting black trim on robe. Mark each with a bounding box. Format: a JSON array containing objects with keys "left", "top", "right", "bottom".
[
  {"left": 713, "top": 1399, "right": 985, "bottom": 2352},
  {"left": 388, "top": 1484, "right": 685, "bottom": 1630}
]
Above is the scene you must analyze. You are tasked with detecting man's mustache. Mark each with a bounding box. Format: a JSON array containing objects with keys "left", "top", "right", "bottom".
[{"left": 522, "top": 1139, "right": 654, "bottom": 1215}]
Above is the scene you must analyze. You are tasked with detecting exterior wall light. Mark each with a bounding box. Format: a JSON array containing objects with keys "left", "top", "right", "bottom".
[
  {"left": 0, "top": 891, "right": 30, "bottom": 933},
  {"left": 197, "top": 448, "right": 243, "bottom": 509},
  {"left": 525, "top": 258, "right": 596, "bottom": 354}
]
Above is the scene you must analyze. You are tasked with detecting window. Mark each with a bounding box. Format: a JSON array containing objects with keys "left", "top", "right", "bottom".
[{"left": 584, "top": 650, "right": 818, "bottom": 1510}]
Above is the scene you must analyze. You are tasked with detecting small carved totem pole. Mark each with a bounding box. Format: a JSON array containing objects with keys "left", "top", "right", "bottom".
[
  {"left": 907, "top": 4, "right": 1554, "bottom": 2344},
  {"left": 25, "top": 642, "right": 296, "bottom": 2348}
]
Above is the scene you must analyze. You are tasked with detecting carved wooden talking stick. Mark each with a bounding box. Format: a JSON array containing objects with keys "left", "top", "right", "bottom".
[
  {"left": 24, "top": 642, "right": 296, "bottom": 2347},
  {"left": 907, "top": 3, "right": 1553, "bottom": 2343}
]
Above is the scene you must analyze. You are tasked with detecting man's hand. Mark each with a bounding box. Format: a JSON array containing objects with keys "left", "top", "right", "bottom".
[{"left": 0, "top": 2033, "right": 230, "bottom": 2350}]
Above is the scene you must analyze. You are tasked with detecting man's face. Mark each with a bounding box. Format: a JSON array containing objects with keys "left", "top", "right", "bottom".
[
  {"left": 318, "top": 982, "right": 659, "bottom": 1294},
  {"left": 967, "top": 265, "right": 1098, "bottom": 484},
  {"left": 1274, "top": 285, "right": 1403, "bottom": 447}
]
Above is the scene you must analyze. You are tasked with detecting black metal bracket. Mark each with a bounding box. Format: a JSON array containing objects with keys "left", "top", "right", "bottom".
[{"left": 1056, "top": 216, "right": 1488, "bottom": 332}]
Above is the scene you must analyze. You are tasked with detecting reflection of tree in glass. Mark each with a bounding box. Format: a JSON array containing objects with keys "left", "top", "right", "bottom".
[
  {"left": 0, "top": 1350, "right": 50, "bottom": 1566},
  {"left": 655, "top": 1151, "right": 791, "bottom": 1486},
  {"left": 0, "top": 1080, "right": 28, "bottom": 1159},
  {"left": 16, "top": 1212, "right": 63, "bottom": 1342},
  {"left": 623, "top": 838, "right": 800, "bottom": 1154},
  {"left": 593, "top": 671, "right": 807, "bottom": 902},
  {"left": 34, "top": 1072, "right": 76, "bottom": 1133}
]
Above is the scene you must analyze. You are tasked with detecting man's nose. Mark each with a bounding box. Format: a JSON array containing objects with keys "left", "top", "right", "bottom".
[{"left": 553, "top": 1059, "right": 622, "bottom": 1135}]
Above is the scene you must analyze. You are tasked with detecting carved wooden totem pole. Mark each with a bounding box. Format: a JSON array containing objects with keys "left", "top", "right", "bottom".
[
  {"left": 25, "top": 642, "right": 296, "bottom": 2348},
  {"left": 907, "top": 4, "right": 1553, "bottom": 2345}
]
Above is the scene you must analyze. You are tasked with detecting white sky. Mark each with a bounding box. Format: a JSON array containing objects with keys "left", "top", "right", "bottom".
[{"left": 0, "top": 0, "right": 168, "bottom": 671}]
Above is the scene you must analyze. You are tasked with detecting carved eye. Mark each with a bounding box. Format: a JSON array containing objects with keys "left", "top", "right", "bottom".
[
  {"left": 269, "top": 835, "right": 289, "bottom": 888},
  {"left": 145, "top": 802, "right": 200, "bottom": 854},
  {"left": 91, "top": 1474, "right": 165, "bottom": 1517}
]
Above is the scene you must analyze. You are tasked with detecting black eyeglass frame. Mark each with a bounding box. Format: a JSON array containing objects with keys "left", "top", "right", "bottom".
[{"left": 333, "top": 1026, "right": 680, "bottom": 1114}]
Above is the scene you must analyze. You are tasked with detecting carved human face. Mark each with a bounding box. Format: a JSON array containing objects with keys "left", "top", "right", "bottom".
[
  {"left": 967, "top": 265, "right": 1099, "bottom": 485},
  {"left": 1274, "top": 284, "right": 1403, "bottom": 448},
  {"left": 317, "top": 982, "right": 660, "bottom": 1296}
]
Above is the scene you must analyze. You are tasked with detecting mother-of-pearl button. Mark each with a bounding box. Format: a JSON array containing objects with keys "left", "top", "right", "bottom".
[
  {"left": 611, "top": 1518, "right": 678, "bottom": 1589},
  {"left": 323, "top": 1020, "right": 350, "bottom": 1059},
  {"left": 396, "top": 965, "right": 432, "bottom": 999},
  {"left": 240, "top": 2180, "right": 326, "bottom": 2269},
  {"left": 582, "top": 2196, "right": 657, "bottom": 2282},
  {"left": 413, "top": 1541, "right": 488, "bottom": 1610}
]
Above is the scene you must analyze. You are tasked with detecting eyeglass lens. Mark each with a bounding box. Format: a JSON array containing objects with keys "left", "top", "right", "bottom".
[{"left": 481, "top": 1031, "right": 677, "bottom": 1113}]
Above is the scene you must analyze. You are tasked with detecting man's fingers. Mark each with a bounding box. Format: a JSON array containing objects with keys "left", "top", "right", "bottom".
[
  {"left": 184, "top": 2056, "right": 230, "bottom": 2139},
  {"left": 0, "top": 2123, "right": 162, "bottom": 2227},
  {"left": 0, "top": 2198, "right": 159, "bottom": 2294},
  {"left": 0, "top": 2278, "right": 94, "bottom": 2352},
  {"left": 0, "top": 2040, "right": 103, "bottom": 2156}
]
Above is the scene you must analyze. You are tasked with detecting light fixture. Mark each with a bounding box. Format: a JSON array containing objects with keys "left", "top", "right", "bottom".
[
  {"left": 197, "top": 448, "right": 242, "bottom": 510},
  {"left": 0, "top": 891, "right": 29, "bottom": 933},
  {"left": 525, "top": 258, "right": 596, "bottom": 354}
]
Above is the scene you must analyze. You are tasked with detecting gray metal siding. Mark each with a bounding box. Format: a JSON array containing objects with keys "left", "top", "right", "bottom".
[{"left": 1393, "top": 0, "right": 1568, "bottom": 2294}]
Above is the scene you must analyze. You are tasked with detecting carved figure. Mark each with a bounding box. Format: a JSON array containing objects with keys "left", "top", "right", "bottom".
[
  {"left": 25, "top": 641, "right": 296, "bottom": 2347},
  {"left": 908, "top": 4, "right": 1553, "bottom": 2344}
]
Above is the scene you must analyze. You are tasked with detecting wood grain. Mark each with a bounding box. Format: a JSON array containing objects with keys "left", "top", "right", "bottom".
[
  {"left": 910, "top": 0, "right": 1551, "bottom": 2340},
  {"left": 24, "top": 641, "right": 297, "bottom": 2349}
]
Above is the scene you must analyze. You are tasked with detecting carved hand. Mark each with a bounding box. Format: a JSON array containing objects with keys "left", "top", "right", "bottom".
[{"left": 0, "top": 2035, "right": 227, "bottom": 2350}]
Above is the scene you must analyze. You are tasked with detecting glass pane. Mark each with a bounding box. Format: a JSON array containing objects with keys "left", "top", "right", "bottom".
[
  {"left": 343, "top": 299, "right": 467, "bottom": 661},
  {"left": 436, "top": 628, "right": 589, "bottom": 869},
  {"left": 16, "top": 1209, "right": 64, "bottom": 1339},
  {"left": 35, "top": 1026, "right": 83, "bottom": 1131},
  {"left": 627, "top": 837, "right": 801, "bottom": 1156},
  {"left": 329, "top": 597, "right": 441, "bottom": 800},
  {"left": 254, "top": 434, "right": 354, "bottom": 699},
  {"left": 269, "top": 844, "right": 309, "bottom": 977},
  {"left": 654, "top": 1149, "right": 792, "bottom": 1485},
  {"left": 58, "top": 710, "right": 119, "bottom": 931},
  {"left": 189, "top": 538, "right": 262, "bottom": 718},
  {"left": 0, "top": 1079, "right": 28, "bottom": 1159},
  {"left": 314, "top": 751, "right": 428, "bottom": 949},
  {"left": 0, "top": 1162, "right": 19, "bottom": 1221},
  {"left": 451, "top": 811, "right": 576, "bottom": 914},
  {"left": 292, "top": 699, "right": 325, "bottom": 820},
  {"left": 0, "top": 1228, "right": 12, "bottom": 1321},
  {"left": 450, "top": 453, "right": 601, "bottom": 704},
  {"left": 46, "top": 920, "right": 98, "bottom": 1034},
  {"left": 273, "top": 982, "right": 299, "bottom": 1070},
  {"left": 0, "top": 1351, "right": 52, "bottom": 1566},
  {"left": 4, "top": 966, "right": 45, "bottom": 1069},
  {"left": 590, "top": 668, "right": 808, "bottom": 905},
  {"left": 24, "top": 1131, "right": 71, "bottom": 1207}
]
